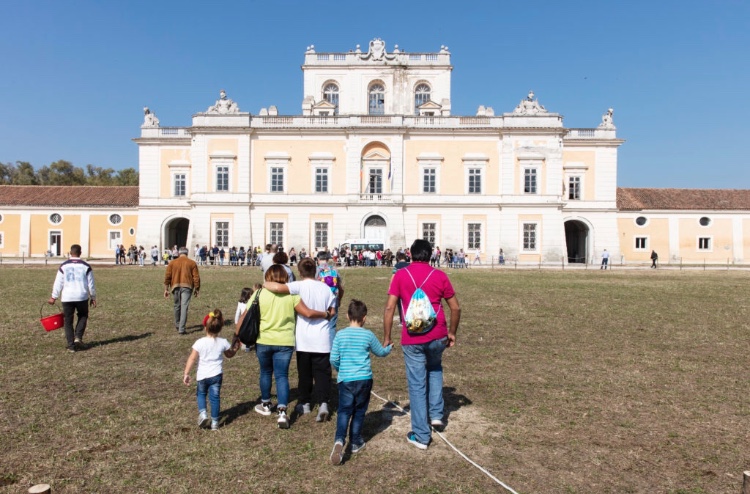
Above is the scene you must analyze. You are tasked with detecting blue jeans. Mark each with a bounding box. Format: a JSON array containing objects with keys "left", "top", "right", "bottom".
[
  {"left": 335, "top": 379, "right": 373, "bottom": 446},
  {"left": 328, "top": 310, "right": 339, "bottom": 349},
  {"left": 197, "top": 373, "right": 223, "bottom": 421},
  {"left": 173, "top": 287, "right": 192, "bottom": 333},
  {"left": 256, "top": 344, "right": 293, "bottom": 408},
  {"left": 402, "top": 337, "right": 447, "bottom": 445}
]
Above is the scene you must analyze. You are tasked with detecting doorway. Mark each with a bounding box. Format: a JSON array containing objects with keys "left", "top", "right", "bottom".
[
  {"left": 165, "top": 218, "right": 190, "bottom": 250},
  {"left": 564, "top": 220, "right": 589, "bottom": 263},
  {"left": 364, "top": 215, "right": 387, "bottom": 242},
  {"left": 49, "top": 231, "right": 62, "bottom": 256}
]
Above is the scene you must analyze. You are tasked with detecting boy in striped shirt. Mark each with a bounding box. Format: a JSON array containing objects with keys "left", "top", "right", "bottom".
[{"left": 329, "top": 299, "right": 392, "bottom": 465}]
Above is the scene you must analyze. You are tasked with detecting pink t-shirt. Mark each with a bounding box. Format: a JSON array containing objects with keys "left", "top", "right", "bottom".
[{"left": 388, "top": 262, "right": 455, "bottom": 345}]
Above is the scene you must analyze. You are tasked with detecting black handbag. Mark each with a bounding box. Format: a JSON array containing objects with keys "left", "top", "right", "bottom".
[{"left": 237, "top": 289, "right": 262, "bottom": 347}]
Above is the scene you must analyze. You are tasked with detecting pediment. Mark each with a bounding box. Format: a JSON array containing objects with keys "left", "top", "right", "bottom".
[
  {"left": 418, "top": 100, "right": 442, "bottom": 110},
  {"left": 312, "top": 100, "right": 337, "bottom": 110},
  {"left": 363, "top": 150, "right": 390, "bottom": 160}
]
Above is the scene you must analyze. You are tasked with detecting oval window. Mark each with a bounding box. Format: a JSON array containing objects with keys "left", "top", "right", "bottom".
[
  {"left": 129, "top": 228, "right": 135, "bottom": 236},
  {"left": 50, "top": 213, "right": 62, "bottom": 224},
  {"left": 699, "top": 217, "right": 711, "bottom": 227},
  {"left": 109, "top": 214, "right": 122, "bottom": 225},
  {"left": 635, "top": 216, "right": 647, "bottom": 226}
]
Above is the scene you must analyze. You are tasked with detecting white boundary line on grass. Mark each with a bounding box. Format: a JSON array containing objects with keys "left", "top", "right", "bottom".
[{"left": 370, "top": 390, "right": 519, "bottom": 494}]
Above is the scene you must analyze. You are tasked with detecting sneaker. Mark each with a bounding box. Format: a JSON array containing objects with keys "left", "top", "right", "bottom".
[
  {"left": 430, "top": 419, "right": 446, "bottom": 432},
  {"left": 73, "top": 337, "right": 83, "bottom": 349},
  {"left": 254, "top": 402, "right": 273, "bottom": 416},
  {"left": 211, "top": 420, "right": 219, "bottom": 430},
  {"left": 316, "top": 402, "right": 329, "bottom": 423},
  {"left": 330, "top": 441, "right": 344, "bottom": 465},
  {"left": 350, "top": 441, "right": 366, "bottom": 454},
  {"left": 67, "top": 347, "right": 76, "bottom": 353},
  {"left": 406, "top": 432, "right": 429, "bottom": 450},
  {"left": 277, "top": 409, "right": 289, "bottom": 429},
  {"left": 296, "top": 403, "right": 311, "bottom": 415},
  {"left": 197, "top": 411, "right": 210, "bottom": 429}
]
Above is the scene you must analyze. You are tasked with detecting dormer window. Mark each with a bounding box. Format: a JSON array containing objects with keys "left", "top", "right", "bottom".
[
  {"left": 369, "top": 83, "right": 385, "bottom": 115},
  {"left": 414, "top": 83, "right": 431, "bottom": 114},
  {"left": 323, "top": 83, "right": 339, "bottom": 115}
]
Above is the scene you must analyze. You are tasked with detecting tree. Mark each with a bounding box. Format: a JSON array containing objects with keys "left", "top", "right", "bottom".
[
  {"left": 48, "top": 160, "right": 86, "bottom": 185},
  {"left": 115, "top": 167, "right": 139, "bottom": 186},
  {"left": 0, "top": 162, "right": 13, "bottom": 184},
  {"left": 13, "top": 161, "right": 38, "bottom": 185},
  {"left": 86, "top": 164, "right": 115, "bottom": 185}
]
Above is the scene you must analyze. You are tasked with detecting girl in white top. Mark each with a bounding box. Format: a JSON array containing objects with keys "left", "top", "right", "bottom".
[
  {"left": 235, "top": 285, "right": 260, "bottom": 352},
  {"left": 183, "top": 309, "right": 238, "bottom": 430}
]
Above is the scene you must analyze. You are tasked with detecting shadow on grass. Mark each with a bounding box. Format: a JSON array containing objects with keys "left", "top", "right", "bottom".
[
  {"left": 222, "top": 387, "right": 301, "bottom": 427},
  {"left": 383, "top": 386, "right": 472, "bottom": 425},
  {"left": 85, "top": 331, "right": 154, "bottom": 349}
]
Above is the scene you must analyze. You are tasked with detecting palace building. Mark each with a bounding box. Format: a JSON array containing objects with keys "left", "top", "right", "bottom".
[{"left": 1, "top": 39, "right": 749, "bottom": 264}]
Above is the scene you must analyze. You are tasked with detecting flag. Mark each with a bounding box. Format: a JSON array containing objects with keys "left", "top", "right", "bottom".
[{"left": 388, "top": 160, "right": 393, "bottom": 191}]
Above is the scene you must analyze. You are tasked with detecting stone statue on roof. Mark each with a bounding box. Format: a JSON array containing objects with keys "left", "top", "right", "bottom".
[
  {"left": 513, "top": 90, "right": 548, "bottom": 115},
  {"left": 598, "top": 108, "right": 616, "bottom": 129},
  {"left": 207, "top": 89, "right": 240, "bottom": 114},
  {"left": 142, "top": 107, "right": 160, "bottom": 127}
]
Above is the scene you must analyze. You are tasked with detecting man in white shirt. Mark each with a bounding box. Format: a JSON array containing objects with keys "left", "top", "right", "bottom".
[
  {"left": 260, "top": 243, "right": 277, "bottom": 274},
  {"left": 601, "top": 249, "right": 610, "bottom": 270},
  {"left": 48, "top": 244, "right": 97, "bottom": 352},
  {"left": 264, "top": 257, "right": 335, "bottom": 422}
]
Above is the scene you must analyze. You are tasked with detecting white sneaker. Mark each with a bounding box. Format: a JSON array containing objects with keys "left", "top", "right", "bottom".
[
  {"left": 211, "top": 420, "right": 219, "bottom": 430},
  {"left": 430, "top": 419, "right": 446, "bottom": 432},
  {"left": 316, "top": 402, "right": 329, "bottom": 422},
  {"left": 296, "top": 403, "right": 311, "bottom": 415},
  {"left": 254, "top": 402, "right": 273, "bottom": 416},
  {"left": 277, "top": 409, "right": 289, "bottom": 429},
  {"left": 330, "top": 441, "right": 344, "bottom": 465},
  {"left": 197, "top": 411, "right": 209, "bottom": 428}
]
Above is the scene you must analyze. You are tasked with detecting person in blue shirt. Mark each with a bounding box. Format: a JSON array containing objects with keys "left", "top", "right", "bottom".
[{"left": 329, "top": 299, "right": 391, "bottom": 465}]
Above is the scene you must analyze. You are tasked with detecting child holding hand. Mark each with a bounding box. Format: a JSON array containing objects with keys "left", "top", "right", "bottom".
[
  {"left": 329, "top": 299, "right": 392, "bottom": 465},
  {"left": 183, "top": 309, "right": 237, "bottom": 430}
]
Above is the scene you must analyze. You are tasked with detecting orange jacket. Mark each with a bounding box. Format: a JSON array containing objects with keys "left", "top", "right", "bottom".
[{"left": 164, "top": 254, "right": 200, "bottom": 292}]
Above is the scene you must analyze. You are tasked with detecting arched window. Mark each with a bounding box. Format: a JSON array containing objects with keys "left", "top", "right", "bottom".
[
  {"left": 323, "top": 83, "right": 339, "bottom": 115},
  {"left": 414, "top": 83, "right": 431, "bottom": 114},
  {"left": 369, "top": 83, "right": 385, "bottom": 115}
]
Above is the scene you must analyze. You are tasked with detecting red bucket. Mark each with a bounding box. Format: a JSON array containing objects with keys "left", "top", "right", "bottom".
[{"left": 40, "top": 303, "right": 64, "bottom": 332}]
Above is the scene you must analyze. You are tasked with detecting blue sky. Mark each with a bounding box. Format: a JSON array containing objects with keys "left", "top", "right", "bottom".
[{"left": 1, "top": 0, "right": 748, "bottom": 188}]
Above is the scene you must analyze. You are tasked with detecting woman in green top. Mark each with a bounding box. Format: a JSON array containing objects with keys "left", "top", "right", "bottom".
[{"left": 246, "top": 265, "right": 329, "bottom": 428}]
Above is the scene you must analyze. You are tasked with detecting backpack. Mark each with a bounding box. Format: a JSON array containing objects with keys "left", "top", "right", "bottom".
[
  {"left": 237, "top": 289, "right": 262, "bottom": 347},
  {"left": 401, "top": 268, "right": 440, "bottom": 335},
  {"left": 318, "top": 266, "right": 339, "bottom": 294}
]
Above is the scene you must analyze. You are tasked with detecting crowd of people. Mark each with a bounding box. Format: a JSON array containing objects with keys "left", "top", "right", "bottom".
[{"left": 53, "top": 239, "right": 462, "bottom": 464}]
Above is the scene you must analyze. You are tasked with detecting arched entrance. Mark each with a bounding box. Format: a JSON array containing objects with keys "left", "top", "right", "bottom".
[
  {"left": 564, "top": 220, "right": 589, "bottom": 263},
  {"left": 165, "top": 218, "right": 190, "bottom": 250},
  {"left": 364, "top": 215, "right": 387, "bottom": 242}
]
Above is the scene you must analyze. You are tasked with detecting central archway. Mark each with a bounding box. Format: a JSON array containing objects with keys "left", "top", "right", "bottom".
[
  {"left": 164, "top": 217, "right": 190, "bottom": 250},
  {"left": 564, "top": 220, "right": 589, "bottom": 263},
  {"left": 363, "top": 215, "right": 387, "bottom": 241}
]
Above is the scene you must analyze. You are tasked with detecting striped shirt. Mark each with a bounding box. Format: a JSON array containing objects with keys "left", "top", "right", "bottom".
[{"left": 330, "top": 326, "right": 391, "bottom": 383}]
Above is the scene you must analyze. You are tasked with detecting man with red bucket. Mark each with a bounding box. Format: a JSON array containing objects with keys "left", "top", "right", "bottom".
[{"left": 48, "top": 244, "right": 97, "bottom": 352}]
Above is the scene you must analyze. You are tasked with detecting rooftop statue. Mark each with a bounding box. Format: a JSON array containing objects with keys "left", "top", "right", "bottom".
[
  {"left": 207, "top": 89, "right": 240, "bottom": 114},
  {"left": 360, "top": 38, "right": 396, "bottom": 61},
  {"left": 142, "top": 107, "right": 160, "bottom": 127},
  {"left": 598, "top": 108, "right": 616, "bottom": 129},
  {"left": 513, "top": 91, "right": 548, "bottom": 115}
]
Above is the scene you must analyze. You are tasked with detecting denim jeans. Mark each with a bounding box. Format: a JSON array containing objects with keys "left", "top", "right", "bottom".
[
  {"left": 402, "top": 337, "right": 448, "bottom": 445},
  {"left": 255, "top": 344, "right": 294, "bottom": 407},
  {"left": 173, "top": 288, "right": 192, "bottom": 333},
  {"left": 62, "top": 300, "right": 89, "bottom": 349},
  {"left": 328, "top": 311, "right": 339, "bottom": 349},
  {"left": 335, "top": 379, "right": 373, "bottom": 446},
  {"left": 196, "top": 373, "right": 223, "bottom": 420}
]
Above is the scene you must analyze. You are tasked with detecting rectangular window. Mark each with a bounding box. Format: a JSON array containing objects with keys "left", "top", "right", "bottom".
[
  {"left": 215, "top": 222, "right": 229, "bottom": 247},
  {"left": 368, "top": 169, "right": 383, "bottom": 194},
  {"left": 216, "top": 166, "right": 229, "bottom": 192},
  {"left": 698, "top": 237, "right": 711, "bottom": 250},
  {"left": 468, "top": 168, "right": 482, "bottom": 194},
  {"left": 467, "top": 223, "right": 481, "bottom": 250},
  {"left": 109, "top": 231, "right": 121, "bottom": 251},
  {"left": 174, "top": 174, "right": 186, "bottom": 197},
  {"left": 568, "top": 176, "right": 581, "bottom": 200},
  {"left": 422, "top": 223, "right": 436, "bottom": 247},
  {"left": 523, "top": 223, "right": 537, "bottom": 251},
  {"left": 270, "top": 222, "right": 284, "bottom": 246},
  {"left": 315, "top": 168, "right": 328, "bottom": 193},
  {"left": 271, "top": 167, "right": 284, "bottom": 192},
  {"left": 635, "top": 237, "right": 647, "bottom": 250},
  {"left": 0, "top": 231, "right": 4, "bottom": 248},
  {"left": 314, "top": 222, "right": 328, "bottom": 250},
  {"left": 423, "top": 168, "right": 436, "bottom": 193},
  {"left": 524, "top": 169, "right": 537, "bottom": 194}
]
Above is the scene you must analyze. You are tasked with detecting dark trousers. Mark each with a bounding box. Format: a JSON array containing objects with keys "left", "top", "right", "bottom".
[
  {"left": 63, "top": 300, "right": 89, "bottom": 349},
  {"left": 296, "top": 351, "right": 332, "bottom": 405}
]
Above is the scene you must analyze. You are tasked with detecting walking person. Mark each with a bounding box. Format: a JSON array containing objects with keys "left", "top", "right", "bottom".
[
  {"left": 383, "top": 239, "right": 461, "bottom": 449},
  {"left": 316, "top": 251, "right": 344, "bottom": 348},
  {"left": 48, "top": 244, "right": 97, "bottom": 352},
  {"left": 182, "top": 309, "right": 238, "bottom": 430},
  {"left": 651, "top": 250, "right": 658, "bottom": 268},
  {"left": 164, "top": 246, "right": 201, "bottom": 335},
  {"left": 601, "top": 249, "right": 610, "bottom": 270}
]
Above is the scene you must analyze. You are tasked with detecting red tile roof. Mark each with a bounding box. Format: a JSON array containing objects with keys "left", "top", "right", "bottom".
[
  {"left": 0, "top": 186, "right": 139, "bottom": 207},
  {"left": 618, "top": 187, "right": 750, "bottom": 211}
]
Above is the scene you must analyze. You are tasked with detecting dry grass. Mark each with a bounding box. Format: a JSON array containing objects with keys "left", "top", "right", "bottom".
[{"left": 1, "top": 265, "right": 749, "bottom": 493}]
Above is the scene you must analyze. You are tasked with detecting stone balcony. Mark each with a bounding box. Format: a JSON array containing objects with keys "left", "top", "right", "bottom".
[{"left": 303, "top": 51, "right": 451, "bottom": 67}]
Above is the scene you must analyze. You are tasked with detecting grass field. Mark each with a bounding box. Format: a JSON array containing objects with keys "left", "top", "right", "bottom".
[{"left": 1, "top": 265, "right": 749, "bottom": 493}]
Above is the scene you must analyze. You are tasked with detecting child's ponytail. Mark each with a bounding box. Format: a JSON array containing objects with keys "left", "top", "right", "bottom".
[{"left": 206, "top": 309, "right": 224, "bottom": 335}]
